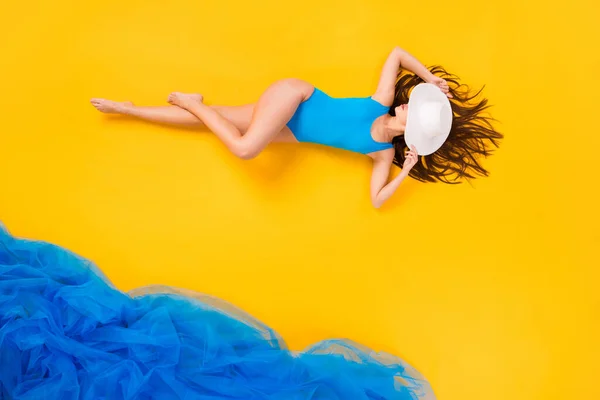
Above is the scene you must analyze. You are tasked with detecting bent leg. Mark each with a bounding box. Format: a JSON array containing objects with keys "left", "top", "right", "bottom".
[{"left": 168, "top": 79, "right": 312, "bottom": 158}]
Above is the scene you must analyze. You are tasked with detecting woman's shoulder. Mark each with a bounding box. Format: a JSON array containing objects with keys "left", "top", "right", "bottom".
[{"left": 370, "top": 91, "right": 393, "bottom": 108}]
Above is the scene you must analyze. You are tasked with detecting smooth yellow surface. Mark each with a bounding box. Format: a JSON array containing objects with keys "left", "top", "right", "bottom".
[{"left": 1, "top": 1, "right": 599, "bottom": 399}]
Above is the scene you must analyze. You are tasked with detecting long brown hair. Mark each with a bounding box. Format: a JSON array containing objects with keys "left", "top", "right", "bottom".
[{"left": 390, "top": 66, "right": 503, "bottom": 183}]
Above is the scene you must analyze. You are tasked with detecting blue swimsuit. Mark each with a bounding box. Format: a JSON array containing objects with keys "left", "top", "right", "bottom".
[{"left": 286, "top": 88, "right": 394, "bottom": 154}]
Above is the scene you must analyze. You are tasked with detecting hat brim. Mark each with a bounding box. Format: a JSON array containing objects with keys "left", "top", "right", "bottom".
[{"left": 404, "top": 83, "right": 453, "bottom": 156}]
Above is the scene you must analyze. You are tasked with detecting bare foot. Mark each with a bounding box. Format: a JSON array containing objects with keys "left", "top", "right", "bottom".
[
  {"left": 167, "top": 92, "right": 203, "bottom": 109},
  {"left": 90, "top": 99, "right": 134, "bottom": 114}
]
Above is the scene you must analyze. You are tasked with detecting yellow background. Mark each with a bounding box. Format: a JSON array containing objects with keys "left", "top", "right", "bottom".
[{"left": 1, "top": 1, "right": 598, "bottom": 399}]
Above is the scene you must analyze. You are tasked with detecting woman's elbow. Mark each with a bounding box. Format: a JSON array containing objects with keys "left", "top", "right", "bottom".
[{"left": 393, "top": 46, "right": 406, "bottom": 58}]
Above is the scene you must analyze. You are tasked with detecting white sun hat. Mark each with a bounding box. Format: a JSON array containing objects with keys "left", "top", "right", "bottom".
[{"left": 404, "top": 83, "right": 453, "bottom": 156}]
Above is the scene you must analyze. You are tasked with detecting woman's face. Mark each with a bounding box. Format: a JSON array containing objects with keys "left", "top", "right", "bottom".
[{"left": 390, "top": 103, "right": 408, "bottom": 134}]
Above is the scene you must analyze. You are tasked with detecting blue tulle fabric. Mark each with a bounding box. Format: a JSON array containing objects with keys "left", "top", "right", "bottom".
[{"left": 0, "top": 225, "right": 435, "bottom": 400}]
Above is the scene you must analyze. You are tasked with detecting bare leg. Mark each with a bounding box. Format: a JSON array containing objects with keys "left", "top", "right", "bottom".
[
  {"left": 91, "top": 97, "right": 253, "bottom": 130},
  {"left": 167, "top": 79, "right": 313, "bottom": 159},
  {"left": 125, "top": 105, "right": 202, "bottom": 127}
]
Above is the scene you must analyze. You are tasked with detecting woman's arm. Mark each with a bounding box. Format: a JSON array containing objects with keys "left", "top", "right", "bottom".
[
  {"left": 370, "top": 146, "right": 418, "bottom": 209},
  {"left": 372, "top": 46, "right": 435, "bottom": 106}
]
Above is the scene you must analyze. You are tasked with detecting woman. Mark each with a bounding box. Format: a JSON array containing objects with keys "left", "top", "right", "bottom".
[{"left": 91, "top": 46, "right": 502, "bottom": 208}]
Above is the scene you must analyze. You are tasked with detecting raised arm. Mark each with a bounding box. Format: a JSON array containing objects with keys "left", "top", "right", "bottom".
[
  {"left": 370, "top": 146, "right": 418, "bottom": 209},
  {"left": 372, "top": 46, "right": 438, "bottom": 105}
]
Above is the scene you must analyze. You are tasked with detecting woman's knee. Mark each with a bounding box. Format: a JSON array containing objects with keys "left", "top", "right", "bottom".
[
  {"left": 231, "top": 142, "right": 260, "bottom": 160},
  {"left": 273, "top": 78, "right": 313, "bottom": 97}
]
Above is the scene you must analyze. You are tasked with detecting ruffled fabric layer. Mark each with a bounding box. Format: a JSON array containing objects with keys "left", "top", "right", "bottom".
[{"left": 0, "top": 225, "right": 435, "bottom": 399}]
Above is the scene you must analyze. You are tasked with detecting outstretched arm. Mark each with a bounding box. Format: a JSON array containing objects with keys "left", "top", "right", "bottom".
[{"left": 369, "top": 146, "right": 418, "bottom": 209}]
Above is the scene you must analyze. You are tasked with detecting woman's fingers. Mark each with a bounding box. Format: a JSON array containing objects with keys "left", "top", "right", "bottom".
[
  {"left": 406, "top": 146, "right": 419, "bottom": 164},
  {"left": 405, "top": 152, "right": 417, "bottom": 167}
]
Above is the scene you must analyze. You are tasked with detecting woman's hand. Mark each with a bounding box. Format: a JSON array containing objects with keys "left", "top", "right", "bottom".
[
  {"left": 426, "top": 75, "right": 453, "bottom": 98},
  {"left": 403, "top": 145, "right": 419, "bottom": 171}
]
